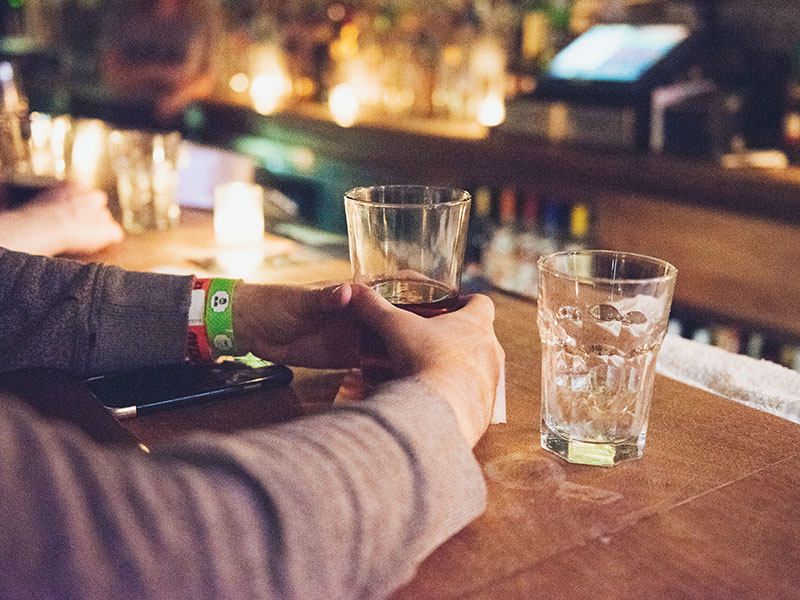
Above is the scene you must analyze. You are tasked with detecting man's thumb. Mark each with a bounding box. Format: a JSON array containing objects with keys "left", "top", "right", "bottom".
[{"left": 348, "top": 284, "right": 410, "bottom": 333}]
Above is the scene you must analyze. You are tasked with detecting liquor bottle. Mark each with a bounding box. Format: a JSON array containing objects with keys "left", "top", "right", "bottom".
[
  {"left": 515, "top": 0, "right": 574, "bottom": 76},
  {"left": 463, "top": 185, "right": 494, "bottom": 292},
  {"left": 563, "top": 202, "right": 590, "bottom": 251},
  {"left": 514, "top": 190, "right": 542, "bottom": 296},
  {"left": 746, "top": 332, "right": 765, "bottom": 359},
  {"left": 667, "top": 317, "right": 684, "bottom": 337},
  {"left": 713, "top": 326, "right": 741, "bottom": 354},
  {"left": 465, "top": 185, "right": 493, "bottom": 265},
  {"left": 517, "top": 1, "right": 551, "bottom": 75},
  {"left": 778, "top": 344, "right": 798, "bottom": 370},
  {"left": 539, "top": 197, "right": 566, "bottom": 255},
  {"left": 692, "top": 327, "right": 711, "bottom": 345},
  {"left": 546, "top": 0, "right": 573, "bottom": 59},
  {"left": 483, "top": 186, "right": 518, "bottom": 291}
]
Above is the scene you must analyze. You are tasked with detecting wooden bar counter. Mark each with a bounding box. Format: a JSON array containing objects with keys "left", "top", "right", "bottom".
[{"left": 86, "top": 209, "right": 800, "bottom": 599}]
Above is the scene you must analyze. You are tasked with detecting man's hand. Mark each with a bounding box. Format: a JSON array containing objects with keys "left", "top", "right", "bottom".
[
  {"left": 348, "top": 285, "right": 504, "bottom": 447},
  {"left": 0, "top": 182, "right": 124, "bottom": 256},
  {"left": 232, "top": 282, "right": 504, "bottom": 446},
  {"left": 232, "top": 282, "right": 361, "bottom": 369}
]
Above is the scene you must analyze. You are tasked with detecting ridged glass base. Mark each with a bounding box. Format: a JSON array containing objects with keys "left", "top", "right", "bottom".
[{"left": 541, "top": 424, "right": 644, "bottom": 467}]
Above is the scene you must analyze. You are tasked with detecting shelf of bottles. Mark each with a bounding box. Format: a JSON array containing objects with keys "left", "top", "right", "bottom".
[
  {"left": 461, "top": 184, "right": 800, "bottom": 373},
  {"left": 220, "top": 1, "right": 518, "bottom": 129},
  {"left": 215, "top": 0, "right": 631, "bottom": 130}
]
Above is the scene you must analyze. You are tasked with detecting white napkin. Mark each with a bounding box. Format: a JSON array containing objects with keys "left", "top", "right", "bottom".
[
  {"left": 656, "top": 333, "right": 800, "bottom": 424},
  {"left": 491, "top": 369, "right": 507, "bottom": 424}
]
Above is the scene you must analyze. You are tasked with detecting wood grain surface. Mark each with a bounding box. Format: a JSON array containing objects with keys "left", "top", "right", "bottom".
[{"left": 392, "top": 293, "right": 800, "bottom": 600}]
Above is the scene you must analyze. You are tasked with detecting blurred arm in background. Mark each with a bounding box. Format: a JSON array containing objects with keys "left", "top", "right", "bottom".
[{"left": 0, "top": 181, "right": 123, "bottom": 255}]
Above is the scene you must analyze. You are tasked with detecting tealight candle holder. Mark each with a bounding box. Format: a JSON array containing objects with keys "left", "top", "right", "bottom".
[
  {"left": 214, "top": 182, "right": 265, "bottom": 247},
  {"left": 213, "top": 182, "right": 265, "bottom": 276}
]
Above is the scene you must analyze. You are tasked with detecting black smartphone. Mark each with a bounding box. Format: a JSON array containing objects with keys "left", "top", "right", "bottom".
[
  {"left": 0, "top": 368, "right": 145, "bottom": 447},
  {"left": 84, "top": 358, "right": 293, "bottom": 419}
]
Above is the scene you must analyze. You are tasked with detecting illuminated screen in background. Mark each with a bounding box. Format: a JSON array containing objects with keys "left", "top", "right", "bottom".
[{"left": 547, "top": 24, "right": 690, "bottom": 82}]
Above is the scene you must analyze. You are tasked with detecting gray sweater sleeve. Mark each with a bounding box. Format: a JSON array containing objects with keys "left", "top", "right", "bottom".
[
  {"left": 0, "top": 379, "right": 487, "bottom": 600},
  {"left": 0, "top": 248, "right": 193, "bottom": 375}
]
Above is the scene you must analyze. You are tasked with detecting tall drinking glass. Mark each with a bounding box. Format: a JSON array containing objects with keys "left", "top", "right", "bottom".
[
  {"left": 344, "top": 185, "right": 471, "bottom": 382},
  {"left": 537, "top": 250, "right": 677, "bottom": 466},
  {"left": 107, "top": 129, "right": 182, "bottom": 232},
  {"left": 0, "top": 112, "right": 72, "bottom": 208}
]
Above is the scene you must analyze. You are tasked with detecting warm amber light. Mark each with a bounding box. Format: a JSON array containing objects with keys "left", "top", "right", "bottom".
[
  {"left": 28, "top": 113, "right": 70, "bottom": 178},
  {"left": 70, "top": 119, "right": 107, "bottom": 187},
  {"left": 214, "top": 182, "right": 265, "bottom": 248},
  {"left": 250, "top": 72, "right": 291, "bottom": 115},
  {"left": 477, "top": 95, "right": 506, "bottom": 127},
  {"left": 442, "top": 45, "right": 463, "bottom": 67},
  {"left": 294, "top": 77, "right": 315, "bottom": 98},
  {"left": 329, "top": 84, "right": 359, "bottom": 127},
  {"left": 248, "top": 45, "right": 291, "bottom": 115},
  {"left": 229, "top": 72, "right": 250, "bottom": 93},
  {"left": 214, "top": 182, "right": 266, "bottom": 277}
]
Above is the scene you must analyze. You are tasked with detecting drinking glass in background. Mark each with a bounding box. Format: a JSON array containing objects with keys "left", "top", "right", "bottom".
[
  {"left": 0, "top": 112, "right": 72, "bottom": 207},
  {"left": 0, "top": 60, "right": 27, "bottom": 117},
  {"left": 537, "top": 250, "right": 677, "bottom": 466},
  {"left": 0, "top": 61, "right": 61, "bottom": 207},
  {"left": 344, "top": 185, "right": 471, "bottom": 382},
  {"left": 107, "top": 129, "right": 182, "bottom": 232}
]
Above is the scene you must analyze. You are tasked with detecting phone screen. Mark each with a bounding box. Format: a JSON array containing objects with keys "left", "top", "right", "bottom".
[{"left": 84, "top": 358, "right": 293, "bottom": 418}]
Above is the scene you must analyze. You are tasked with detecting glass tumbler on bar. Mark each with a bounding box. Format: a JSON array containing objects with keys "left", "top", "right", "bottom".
[
  {"left": 344, "top": 185, "right": 471, "bottom": 382},
  {"left": 537, "top": 250, "right": 677, "bottom": 466},
  {"left": 107, "top": 129, "right": 181, "bottom": 233}
]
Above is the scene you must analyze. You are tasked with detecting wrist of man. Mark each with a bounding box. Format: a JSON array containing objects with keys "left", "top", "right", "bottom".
[{"left": 230, "top": 282, "right": 260, "bottom": 357}]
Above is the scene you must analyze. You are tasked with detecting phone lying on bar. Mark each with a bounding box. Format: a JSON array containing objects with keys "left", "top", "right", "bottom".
[{"left": 84, "top": 356, "right": 293, "bottom": 419}]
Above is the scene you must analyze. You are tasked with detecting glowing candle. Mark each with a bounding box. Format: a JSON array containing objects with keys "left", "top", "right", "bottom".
[
  {"left": 248, "top": 45, "right": 291, "bottom": 115},
  {"left": 477, "top": 95, "right": 506, "bottom": 127},
  {"left": 214, "top": 182, "right": 265, "bottom": 247},
  {"left": 214, "top": 182, "right": 266, "bottom": 277},
  {"left": 329, "top": 83, "right": 359, "bottom": 127},
  {"left": 70, "top": 119, "right": 107, "bottom": 187}
]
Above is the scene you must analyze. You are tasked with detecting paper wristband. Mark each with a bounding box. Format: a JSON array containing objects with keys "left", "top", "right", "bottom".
[
  {"left": 186, "top": 277, "right": 213, "bottom": 362},
  {"left": 205, "top": 278, "right": 240, "bottom": 358}
]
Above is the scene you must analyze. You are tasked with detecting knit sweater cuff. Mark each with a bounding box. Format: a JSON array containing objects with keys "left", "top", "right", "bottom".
[{"left": 90, "top": 266, "right": 193, "bottom": 373}]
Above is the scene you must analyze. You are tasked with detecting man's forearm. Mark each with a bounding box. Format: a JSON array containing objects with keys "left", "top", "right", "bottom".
[
  {"left": 0, "top": 249, "right": 192, "bottom": 375},
  {"left": 0, "top": 379, "right": 486, "bottom": 599}
]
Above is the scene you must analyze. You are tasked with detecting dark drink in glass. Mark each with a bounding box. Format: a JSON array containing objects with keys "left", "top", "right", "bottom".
[{"left": 370, "top": 278, "right": 460, "bottom": 317}]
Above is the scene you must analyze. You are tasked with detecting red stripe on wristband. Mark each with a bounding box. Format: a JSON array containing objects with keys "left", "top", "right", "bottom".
[{"left": 186, "top": 277, "right": 213, "bottom": 362}]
